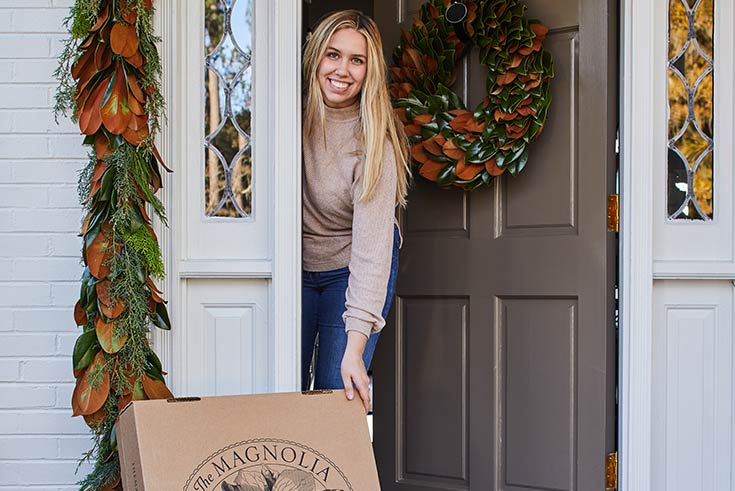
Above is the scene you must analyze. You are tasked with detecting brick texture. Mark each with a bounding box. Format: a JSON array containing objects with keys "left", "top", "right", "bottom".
[{"left": 0, "top": 3, "right": 94, "bottom": 487}]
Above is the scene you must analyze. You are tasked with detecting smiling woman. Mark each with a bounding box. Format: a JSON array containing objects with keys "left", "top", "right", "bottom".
[
  {"left": 317, "top": 28, "right": 368, "bottom": 108},
  {"left": 301, "top": 10, "right": 411, "bottom": 412}
]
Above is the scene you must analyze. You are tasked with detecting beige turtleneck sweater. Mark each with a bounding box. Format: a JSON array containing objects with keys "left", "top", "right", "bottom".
[{"left": 303, "top": 101, "right": 398, "bottom": 338}]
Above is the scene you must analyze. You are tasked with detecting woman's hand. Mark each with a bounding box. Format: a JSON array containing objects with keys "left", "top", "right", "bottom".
[{"left": 341, "top": 331, "right": 370, "bottom": 413}]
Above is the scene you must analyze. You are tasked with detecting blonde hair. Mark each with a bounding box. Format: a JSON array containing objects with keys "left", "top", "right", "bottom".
[{"left": 303, "top": 10, "right": 410, "bottom": 208}]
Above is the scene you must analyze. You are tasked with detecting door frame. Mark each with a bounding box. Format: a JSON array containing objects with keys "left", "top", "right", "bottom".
[
  {"left": 619, "top": 0, "right": 655, "bottom": 488},
  {"left": 153, "top": 0, "right": 303, "bottom": 394},
  {"left": 154, "top": 0, "right": 657, "bottom": 485}
]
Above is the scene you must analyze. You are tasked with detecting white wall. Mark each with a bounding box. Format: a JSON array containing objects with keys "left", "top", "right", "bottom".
[{"left": 0, "top": 1, "right": 94, "bottom": 489}]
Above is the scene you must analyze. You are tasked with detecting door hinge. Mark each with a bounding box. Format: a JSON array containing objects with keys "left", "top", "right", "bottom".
[
  {"left": 606, "top": 451, "right": 618, "bottom": 490},
  {"left": 607, "top": 194, "right": 619, "bottom": 232}
]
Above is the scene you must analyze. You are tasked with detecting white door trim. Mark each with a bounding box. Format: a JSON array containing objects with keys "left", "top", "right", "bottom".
[
  {"left": 619, "top": 0, "right": 656, "bottom": 488},
  {"left": 271, "top": 0, "right": 303, "bottom": 392}
]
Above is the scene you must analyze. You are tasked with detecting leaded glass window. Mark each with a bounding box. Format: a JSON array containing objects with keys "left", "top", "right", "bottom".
[
  {"left": 667, "top": 0, "right": 714, "bottom": 220},
  {"left": 204, "top": 0, "right": 253, "bottom": 218}
]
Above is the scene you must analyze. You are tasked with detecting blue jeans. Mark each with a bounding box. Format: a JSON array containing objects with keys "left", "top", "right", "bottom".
[{"left": 302, "top": 225, "right": 400, "bottom": 391}]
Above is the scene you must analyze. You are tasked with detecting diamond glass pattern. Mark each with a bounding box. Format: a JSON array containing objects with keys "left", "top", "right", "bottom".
[
  {"left": 204, "top": 0, "right": 253, "bottom": 218},
  {"left": 667, "top": 0, "right": 714, "bottom": 220}
]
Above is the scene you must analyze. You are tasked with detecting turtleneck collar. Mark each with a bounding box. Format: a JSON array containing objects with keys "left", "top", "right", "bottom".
[{"left": 324, "top": 100, "right": 360, "bottom": 123}]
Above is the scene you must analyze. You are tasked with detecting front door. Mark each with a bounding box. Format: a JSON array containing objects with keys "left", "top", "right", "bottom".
[{"left": 370, "top": 1, "right": 618, "bottom": 490}]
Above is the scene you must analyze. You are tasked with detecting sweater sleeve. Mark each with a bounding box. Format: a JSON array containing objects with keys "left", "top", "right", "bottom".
[{"left": 342, "top": 141, "right": 398, "bottom": 338}]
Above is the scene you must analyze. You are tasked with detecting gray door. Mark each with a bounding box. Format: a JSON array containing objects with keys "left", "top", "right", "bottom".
[{"left": 369, "top": 1, "right": 618, "bottom": 490}]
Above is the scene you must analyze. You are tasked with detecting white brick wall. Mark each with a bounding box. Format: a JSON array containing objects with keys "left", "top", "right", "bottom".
[{"left": 1, "top": 2, "right": 96, "bottom": 488}]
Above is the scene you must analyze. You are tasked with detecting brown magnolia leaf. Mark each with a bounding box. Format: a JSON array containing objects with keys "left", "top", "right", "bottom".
[
  {"left": 518, "top": 96, "right": 534, "bottom": 107},
  {"left": 496, "top": 71, "right": 517, "bottom": 85},
  {"left": 531, "top": 23, "right": 549, "bottom": 40},
  {"left": 99, "top": 473, "right": 121, "bottom": 491},
  {"left": 83, "top": 406, "right": 108, "bottom": 429},
  {"left": 141, "top": 375, "right": 173, "bottom": 400},
  {"left": 122, "top": 124, "right": 150, "bottom": 146},
  {"left": 424, "top": 56, "right": 438, "bottom": 74},
  {"left": 79, "top": 212, "right": 91, "bottom": 236},
  {"left": 455, "top": 159, "right": 483, "bottom": 180},
  {"left": 494, "top": 109, "right": 518, "bottom": 122},
  {"left": 509, "top": 54, "right": 523, "bottom": 69},
  {"left": 516, "top": 105, "right": 536, "bottom": 117},
  {"left": 410, "top": 143, "right": 431, "bottom": 165},
  {"left": 94, "top": 42, "right": 112, "bottom": 72},
  {"left": 485, "top": 158, "right": 505, "bottom": 176},
  {"left": 118, "top": 393, "right": 132, "bottom": 412},
  {"left": 442, "top": 139, "right": 465, "bottom": 160},
  {"left": 423, "top": 136, "right": 444, "bottom": 156},
  {"left": 94, "top": 133, "right": 112, "bottom": 159},
  {"left": 395, "top": 82, "right": 413, "bottom": 98},
  {"left": 127, "top": 94, "right": 145, "bottom": 116},
  {"left": 418, "top": 161, "right": 445, "bottom": 182},
  {"left": 71, "top": 45, "right": 95, "bottom": 80},
  {"left": 86, "top": 222, "right": 113, "bottom": 279},
  {"left": 125, "top": 50, "right": 144, "bottom": 69},
  {"left": 100, "top": 64, "right": 132, "bottom": 135},
  {"left": 120, "top": 0, "right": 138, "bottom": 24},
  {"left": 127, "top": 113, "right": 149, "bottom": 131},
  {"left": 393, "top": 107, "right": 408, "bottom": 124},
  {"left": 72, "top": 351, "right": 110, "bottom": 416},
  {"left": 80, "top": 34, "right": 94, "bottom": 50},
  {"left": 506, "top": 120, "right": 531, "bottom": 139},
  {"left": 90, "top": 5, "right": 110, "bottom": 32},
  {"left": 150, "top": 289, "right": 165, "bottom": 304},
  {"left": 143, "top": 0, "right": 152, "bottom": 10},
  {"left": 405, "top": 124, "right": 421, "bottom": 137},
  {"left": 146, "top": 276, "right": 163, "bottom": 294},
  {"left": 110, "top": 23, "right": 139, "bottom": 58},
  {"left": 137, "top": 201, "right": 151, "bottom": 224},
  {"left": 74, "top": 300, "right": 88, "bottom": 326},
  {"left": 96, "top": 280, "right": 125, "bottom": 318},
  {"left": 449, "top": 112, "right": 474, "bottom": 132},
  {"left": 95, "top": 316, "right": 128, "bottom": 353},
  {"left": 91, "top": 160, "right": 108, "bottom": 184},
  {"left": 99, "top": 472, "right": 120, "bottom": 491},
  {"left": 464, "top": 118, "right": 485, "bottom": 133},
  {"left": 524, "top": 79, "right": 542, "bottom": 90},
  {"left": 75, "top": 59, "right": 102, "bottom": 104},
  {"left": 152, "top": 145, "right": 172, "bottom": 172},
  {"left": 145, "top": 224, "right": 158, "bottom": 243},
  {"left": 79, "top": 76, "right": 110, "bottom": 135},
  {"left": 412, "top": 113, "right": 433, "bottom": 125},
  {"left": 84, "top": 176, "right": 102, "bottom": 205}
]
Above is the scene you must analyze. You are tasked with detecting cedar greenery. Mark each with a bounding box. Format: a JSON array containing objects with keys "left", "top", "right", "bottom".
[
  {"left": 54, "top": 1, "right": 173, "bottom": 489},
  {"left": 390, "top": 0, "right": 554, "bottom": 189}
]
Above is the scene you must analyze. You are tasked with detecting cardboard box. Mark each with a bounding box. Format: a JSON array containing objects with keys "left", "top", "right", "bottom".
[{"left": 118, "top": 390, "right": 380, "bottom": 491}]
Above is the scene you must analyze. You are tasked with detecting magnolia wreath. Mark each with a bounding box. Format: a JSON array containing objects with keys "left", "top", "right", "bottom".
[{"left": 390, "top": 0, "right": 554, "bottom": 189}]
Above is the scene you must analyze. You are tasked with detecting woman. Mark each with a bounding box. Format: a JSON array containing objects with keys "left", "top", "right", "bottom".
[{"left": 302, "top": 10, "right": 410, "bottom": 412}]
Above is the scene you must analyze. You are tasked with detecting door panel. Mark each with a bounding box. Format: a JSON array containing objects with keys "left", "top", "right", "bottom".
[
  {"left": 401, "top": 297, "right": 469, "bottom": 486},
  {"left": 370, "top": 1, "right": 618, "bottom": 490}
]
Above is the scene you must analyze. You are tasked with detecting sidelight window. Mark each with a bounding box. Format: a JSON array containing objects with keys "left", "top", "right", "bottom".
[
  {"left": 667, "top": 0, "right": 714, "bottom": 221},
  {"left": 204, "top": 0, "right": 253, "bottom": 218}
]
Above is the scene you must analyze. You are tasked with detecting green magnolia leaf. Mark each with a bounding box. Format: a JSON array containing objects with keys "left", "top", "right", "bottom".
[
  {"left": 436, "top": 164, "right": 457, "bottom": 187},
  {"left": 73, "top": 329, "right": 100, "bottom": 372},
  {"left": 151, "top": 302, "right": 171, "bottom": 330}
]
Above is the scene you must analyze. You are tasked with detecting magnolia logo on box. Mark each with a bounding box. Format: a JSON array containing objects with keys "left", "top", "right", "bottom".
[{"left": 184, "top": 438, "right": 352, "bottom": 491}]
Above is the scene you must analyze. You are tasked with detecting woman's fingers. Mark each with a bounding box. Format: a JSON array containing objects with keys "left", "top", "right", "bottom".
[
  {"left": 355, "top": 375, "right": 370, "bottom": 413},
  {"left": 341, "top": 372, "right": 355, "bottom": 401},
  {"left": 341, "top": 357, "right": 371, "bottom": 413}
]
